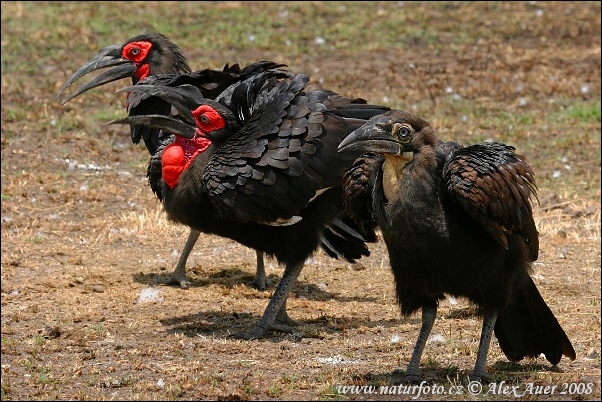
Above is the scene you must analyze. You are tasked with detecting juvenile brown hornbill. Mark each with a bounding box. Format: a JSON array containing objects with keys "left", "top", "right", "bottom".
[
  {"left": 109, "top": 70, "right": 389, "bottom": 340},
  {"left": 338, "top": 110, "right": 576, "bottom": 381},
  {"left": 57, "top": 33, "right": 286, "bottom": 289}
]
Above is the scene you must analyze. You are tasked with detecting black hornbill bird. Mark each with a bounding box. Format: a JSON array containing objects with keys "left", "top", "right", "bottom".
[
  {"left": 338, "top": 110, "right": 576, "bottom": 381},
  {"left": 108, "top": 70, "right": 389, "bottom": 339},
  {"left": 56, "top": 32, "right": 286, "bottom": 289}
]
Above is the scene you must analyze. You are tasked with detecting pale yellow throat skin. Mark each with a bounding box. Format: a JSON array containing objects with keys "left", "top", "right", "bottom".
[{"left": 382, "top": 151, "right": 413, "bottom": 203}]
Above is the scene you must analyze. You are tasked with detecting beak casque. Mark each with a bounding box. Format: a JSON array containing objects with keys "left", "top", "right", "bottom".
[
  {"left": 338, "top": 114, "right": 401, "bottom": 155},
  {"left": 114, "top": 84, "right": 205, "bottom": 126}
]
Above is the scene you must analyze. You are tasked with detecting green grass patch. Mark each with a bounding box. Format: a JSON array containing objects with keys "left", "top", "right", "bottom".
[{"left": 549, "top": 100, "right": 602, "bottom": 124}]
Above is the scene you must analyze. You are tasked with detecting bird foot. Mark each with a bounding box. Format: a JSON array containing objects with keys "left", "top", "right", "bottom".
[
  {"left": 468, "top": 371, "right": 493, "bottom": 384},
  {"left": 228, "top": 324, "right": 273, "bottom": 340},
  {"left": 275, "top": 313, "right": 297, "bottom": 328},
  {"left": 270, "top": 322, "right": 296, "bottom": 333},
  {"left": 400, "top": 373, "right": 424, "bottom": 384},
  {"left": 228, "top": 316, "right": 298, "bottom": 340},
  {"left": 157, "top": 273, "right": 190, "bottom": 289},
  {"left": 246, "top": 276, "right": 272, "bottom": 291}
]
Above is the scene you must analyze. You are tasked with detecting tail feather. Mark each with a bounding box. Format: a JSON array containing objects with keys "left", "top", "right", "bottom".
[
  {"left": 319, "top": 216, "right": 378, "bottom": 263},
  {"left": 494, "top": 277, "right": 576, "bottom": 365}
]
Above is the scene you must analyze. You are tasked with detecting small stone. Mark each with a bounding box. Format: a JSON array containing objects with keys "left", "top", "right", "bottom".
[{"left": 92, "top": 285, "right": 105, "bottom": 293}]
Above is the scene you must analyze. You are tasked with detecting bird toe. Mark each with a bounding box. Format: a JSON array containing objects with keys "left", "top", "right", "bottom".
[
  {"left": 157, "top": 274, "right": 191, "bottom": 289},
  {"left": 400, "top": 373, "right": 424, "bottom": 384},
  {"left": 228, "top": 321, "right": 297, "bottom": 341},
  {"left": 228, "top": 325, "right": 268, "bottom": 341},
  {"left": 269, "top": 322, "right": 296, "bottom": 334},
  {"left": 246, "top": 276, "right": 272, "bottom": 290},
  {"left": 174, "top": 277, "right": 191, "bottom": 289},
  {"left": 275, "top": 311, "right": 298, "bottom": 328},
  {"left": 468, "top": 371, "right": 493, "bottom": 384}
]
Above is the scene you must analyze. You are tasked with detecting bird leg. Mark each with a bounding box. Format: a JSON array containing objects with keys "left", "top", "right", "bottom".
[
  {"left": 273, "top": 298, "right": 298, "bottom": 327},
  {"left": 402, "top": 305, "right": 437, "bottom": 383},
  {"left": 246, "top": 250, "right": 272, "bottom": 290},
  {"left": 469, "top": 312, "right": 497, "bottom": 382},
  {"left": 230, "top": 261, "right": 303, "bottom": 340},
  {"left": 158, "top": 228, "right": 200, "bottom": 289},
  {"left": 161, "top": 229, "right": 270, "bottom": 290}
]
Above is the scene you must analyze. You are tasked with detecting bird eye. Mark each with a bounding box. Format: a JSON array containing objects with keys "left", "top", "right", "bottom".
[
  {"left": 399, "top": 126, "right": 411, "bottom": 137},
  {"left": 394, "top": 123, "right": 413, "bottom": 143},
  {"left": 122, "top": 41, "right": 152, "bottom": 62},
  {"left": 192, "top": 104, "right": 226, "bottom": 133}
]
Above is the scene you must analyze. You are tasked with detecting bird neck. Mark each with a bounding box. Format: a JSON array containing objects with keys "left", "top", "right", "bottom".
[
  {"left": 161, "top": 136, "right": 213, "bottom": 189},
  {"left": 382, "top": 152, "right": 413, "bottom": 203}
]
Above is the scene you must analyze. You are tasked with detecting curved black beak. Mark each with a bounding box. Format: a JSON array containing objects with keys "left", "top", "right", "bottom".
[
  {"left": 107, "top": 114, "right": 196, "bottom": 140},
  {"left": 115, "top": 84, "right": 205, "bottom": 126},
  {"left": 57, "top": 44, "right": 136, "bottom": 105},
  {"left": 338, "top": 114, "right": 401, "bottom": 155}
]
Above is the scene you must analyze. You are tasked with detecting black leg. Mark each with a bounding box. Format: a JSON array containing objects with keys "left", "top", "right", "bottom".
[
  {"left": 159, "top": 228, "right": 200, "bottom": 289},
  {"left": 247, "top": 250, "right": 272, "bottom": 290},
  {"left": 403, "top": 305, "right": 437, "bottom": 383},
  {"left": 230, "top": 260, "right": 303, "bottom": 340}
]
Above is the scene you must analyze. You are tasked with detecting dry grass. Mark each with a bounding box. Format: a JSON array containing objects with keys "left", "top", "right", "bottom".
[{"left": 2, "top": 1, "right": 601, "bottom": 400}]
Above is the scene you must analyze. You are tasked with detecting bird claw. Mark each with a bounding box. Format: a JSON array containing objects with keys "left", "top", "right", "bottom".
[
  {"left": 275, "top": 313, "right": 297, "bottom": 328},
  {"left": 468, "top": 371, "right": 493, "bottom": 383},
  {"left": 246, "top": 276, "right": 272, "bottom": 290},
  {"left": 228, "top": 318, "right": 297, "bottom": 340},
  {"left": 269, "top": 322, "right": 296, "bottom": 333},
  {"left": 157, "top": 274, "right": 190, "bottom": 289},
  {"left": 228, "top": 325, "right": 268, "bottom": 341},
  {"left": 400, "top": 373, "right": 424, "bottom": 384}
]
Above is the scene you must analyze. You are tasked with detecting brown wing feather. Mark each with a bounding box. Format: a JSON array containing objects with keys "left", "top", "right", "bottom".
[
  {"left": 443, "top": 142, "right": 539, "bottom": 258},
  {"left": 342, "top": 152, "right": 384, "bottom": 238}
]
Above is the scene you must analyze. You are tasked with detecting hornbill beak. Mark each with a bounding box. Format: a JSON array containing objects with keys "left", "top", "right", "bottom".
[
  {"left": 107, "top": 84, "right": 206, "bottom": 140},
  {"left": 338, "top": 114, "right": 401, "bottom": 155},
  {"left": 114, "top": 84, "right": 205, "bottom": 126},
  {"left": 57, "top": 44, "right": 136, "bottom": 105},
  {"left": 107, "top": 114, "right": 197, "bottom": 140}
]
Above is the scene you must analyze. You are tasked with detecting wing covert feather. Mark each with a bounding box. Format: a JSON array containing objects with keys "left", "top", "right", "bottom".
[{"left": 443, "top": 142, "right": 538, "bottom": 257}]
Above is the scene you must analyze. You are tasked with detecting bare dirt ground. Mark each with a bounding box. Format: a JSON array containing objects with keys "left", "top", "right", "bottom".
[{"left": 1, "top": 2, "right": 601, "bottom": 400}]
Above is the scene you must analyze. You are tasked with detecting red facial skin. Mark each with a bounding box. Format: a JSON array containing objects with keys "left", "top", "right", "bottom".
[
  {"left": 160, "top": 105, "right": 226, "bottom": 189},
  {"left": 122, "top": 41, "right": 153, "bottom": 80}
]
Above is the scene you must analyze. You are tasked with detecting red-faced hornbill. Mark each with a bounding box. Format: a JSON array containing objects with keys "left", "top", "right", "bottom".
[
  {"left": 108, "top": 70, "right": 389, "bottom": 339},
  {"left": 56, "top": 33, "right": 287, "bottom": 290},
  {"left": 338, "top": 110, "right": 576, "bottom": 381}
]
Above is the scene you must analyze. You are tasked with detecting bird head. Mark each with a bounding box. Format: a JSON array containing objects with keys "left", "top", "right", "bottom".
[
  {"left": 57, "top": 33, "right": 190, "bottom": 105},
  {"left": 108, "top": 84, "right": 240, "bottom": 146},
  {"left": 338, "top": 110, "right": 436, "bottom": 158}
]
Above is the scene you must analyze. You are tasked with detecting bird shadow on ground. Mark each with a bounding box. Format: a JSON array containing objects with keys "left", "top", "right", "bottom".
[
  {"left": 361, "top": 360, "right": 557, "bottom": 387},
  {"left": 132, "top": 267, "right": 379, "bottom": 303},
  {"left": 131, "top": 267, "right": 270, "bottom": 289},
  {"left": 363, "top": 368, "right": 469, "bottom": 387},
  {"left": 158, "top": 310, "right": 402, "bottom": 341},
  {"left": 490, "top": 360, "right": 565, "bottom": 375}
]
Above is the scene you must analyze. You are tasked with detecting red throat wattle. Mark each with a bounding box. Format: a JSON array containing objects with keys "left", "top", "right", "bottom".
[
  {"left": 161, "top": 136, "right": 212, "bottom": 189},
  {"left": 134, "top": 63, "right": 150, "bottom": 80}
]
